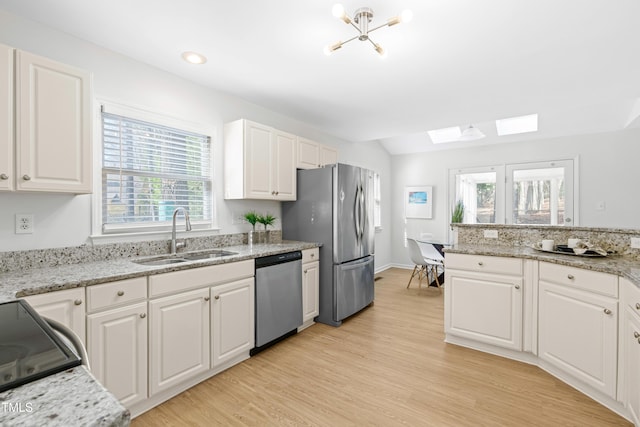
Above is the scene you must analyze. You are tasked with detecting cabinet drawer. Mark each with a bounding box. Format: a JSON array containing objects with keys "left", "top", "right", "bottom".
[
  {"left": 445, "top": 253, "right": 522, "bottom": 276},
  {"left": 149, "top": 260, "right": 254, "bottom": 298},
  {"left": 302, "top": 248, "right": 319, "bottom": 264},
  {"left": 622, "top": 277, "right": 640, "bottom": 314},
  {"left": 539, "top": 262, "right": 617, "bottom": 297},
  {"left": 87, "top": 277, "right": 147, "bottom": 312}
]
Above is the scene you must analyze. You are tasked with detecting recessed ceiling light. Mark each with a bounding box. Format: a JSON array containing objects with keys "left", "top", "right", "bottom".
[
  {"left": 495, "top": 114, "right": 538, "bottom": 136},
  {"left": 181, "top": 51, "right": 207, "bottom": 65},
  {"left": 427, "top": 126, "right": 461, "bottom": 144}
]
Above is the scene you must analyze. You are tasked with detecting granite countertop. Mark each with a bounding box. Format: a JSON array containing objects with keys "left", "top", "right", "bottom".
[
  {"left": 0, "top": 366, "right": 129, "bottom": 427},
  {"left": 0, "top": 240, "right": 319, "bottom": 427},
  {"left": 446, "top": 243, "right": 640, "bottom": 286},
  {"left": 0, "top": 241, "right": 320, "bottom": 302}
]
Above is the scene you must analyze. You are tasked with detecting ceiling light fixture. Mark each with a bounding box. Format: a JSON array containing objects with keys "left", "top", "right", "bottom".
[
  {"left": 324, "top": 4, "right": 413, "bottom": 58},
  {"left": 458, "top": 125, "right": 486, "bottom": 141},
  {"left": 181, "top": 51, "right": 207, "bottom": 65}
]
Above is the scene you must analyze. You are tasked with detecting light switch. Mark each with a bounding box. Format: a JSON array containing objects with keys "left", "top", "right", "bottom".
[{"left": 596, "top": 201, "right": 606, "bottom": 211}]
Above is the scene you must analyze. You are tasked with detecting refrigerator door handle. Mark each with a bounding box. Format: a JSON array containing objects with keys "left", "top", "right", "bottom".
[
  {"left": 358, "top": 184, "right": 364, "bottom": 240},
  {"left": 354, "top": 185, "right": 361, "bottom": 244}
]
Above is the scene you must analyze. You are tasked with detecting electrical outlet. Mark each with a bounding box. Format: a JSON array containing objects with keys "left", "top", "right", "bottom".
[
  {"left": 631, "top": 238, "right": 640, "bottom": 249},
  {"left": 231, "top": 211, "right": 246, "bottom": 225},
  {"left": 483, "top": 229, "right": 498, "bottom": 239},
  {"left": 15, "top": 214, "right": 34, "bottom": 234}
]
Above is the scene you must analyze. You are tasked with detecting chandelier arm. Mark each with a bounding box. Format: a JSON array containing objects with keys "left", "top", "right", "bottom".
[
  {"left": 348, "top": 19, "right": 362, "bottom": 34},
  {"left": 366, "top": 36, "right": 378, "bottom": 48},
  {"left": 367, "top": 22, "right": 391, "bottom": 34},
  {"left": 342, "top": 34, "right": 360, "bottom": 45}
]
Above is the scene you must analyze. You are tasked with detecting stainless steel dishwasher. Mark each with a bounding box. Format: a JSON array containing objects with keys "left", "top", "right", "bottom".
[{"left": 251, "top": 251, "right": 303, "bottom": 355}]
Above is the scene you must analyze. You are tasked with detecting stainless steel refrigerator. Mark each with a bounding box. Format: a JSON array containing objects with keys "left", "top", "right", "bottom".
[{"left": 282, "top": 163, "right": 375, "bottom": 326}]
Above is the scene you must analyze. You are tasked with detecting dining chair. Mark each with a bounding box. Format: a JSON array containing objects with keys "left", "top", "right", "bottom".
[{"left": 406, "top": 238, "right": 445, "bottom": 290}]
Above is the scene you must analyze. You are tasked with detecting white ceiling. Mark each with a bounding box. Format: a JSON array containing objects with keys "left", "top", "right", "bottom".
[{"left": 1, "top": 0, "right": 640, "bottom": 155}]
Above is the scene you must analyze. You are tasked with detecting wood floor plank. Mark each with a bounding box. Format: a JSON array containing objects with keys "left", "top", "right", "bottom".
[{"left": 132, "top": 268, "right": 631, "bottom": 426}]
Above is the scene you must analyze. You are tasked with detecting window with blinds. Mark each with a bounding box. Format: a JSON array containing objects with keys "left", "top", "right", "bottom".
[{"left": 102, "top": 111, "right": 212, "bottom": 233}]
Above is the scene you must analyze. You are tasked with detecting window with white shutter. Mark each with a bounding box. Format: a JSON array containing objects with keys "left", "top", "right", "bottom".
[{"left": 101, "top": 109, "right": 212, "bottom": 233}]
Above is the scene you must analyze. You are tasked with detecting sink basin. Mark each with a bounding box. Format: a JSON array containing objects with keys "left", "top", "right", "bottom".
[
  {"left": 132, "top": 256, "right": 188, "bottom": 266},
  {"left": 133, "top": 250, "right": 238, "bottom": 265},
  {"left": 182, "top": 250, "right": 238, "bottom": 260}
]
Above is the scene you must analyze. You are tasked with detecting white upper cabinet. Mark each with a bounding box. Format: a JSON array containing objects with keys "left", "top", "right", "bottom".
[
  {"left": 296, "top": 136, "right": 338, "bottom": 169},
  {"left": 15, "top": 50, "right": 92, "bottom": 193},
  {"left": 224, "top": 119, "right": 296, "bottom": 200},
  {"left": 0, "top": 43, "right": 14, "bottom": 191}
]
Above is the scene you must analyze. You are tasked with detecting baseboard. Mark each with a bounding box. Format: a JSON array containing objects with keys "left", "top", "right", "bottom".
[{"left": 374, "top": 264, "right": 393, "bottom": 274}]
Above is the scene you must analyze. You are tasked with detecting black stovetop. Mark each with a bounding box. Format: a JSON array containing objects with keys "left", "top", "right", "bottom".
[{"left": 0, "top": 300, "right": 81, "bottom": 393}]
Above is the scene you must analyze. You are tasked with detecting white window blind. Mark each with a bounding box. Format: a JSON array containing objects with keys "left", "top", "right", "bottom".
[{"left": 102, "top": 111, "right": 212, "bottom": 232}]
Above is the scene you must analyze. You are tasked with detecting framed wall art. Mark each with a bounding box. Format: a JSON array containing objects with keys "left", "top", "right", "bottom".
[{"left": 405, "top": 186, "right": 433, "bottom": 219}]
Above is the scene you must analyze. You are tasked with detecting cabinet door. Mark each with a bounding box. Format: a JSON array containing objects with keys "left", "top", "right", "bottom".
[
  {"left": 0, "top": 43, "right": 13, "bottom": 191},
  {"left": 244, "top": 121, "right": 273, "bottom": 199},
  {"left": 211, "top": 278, "right": 254, "bottom": 368},
  {"left": 149, "top": 288, "right": 210, "bottom": 395},
  {"left": 302, "top": 261, "right": 320, "bottom": 323},
  {"left": 15, "top": 50, "right": 92, "bottom": 193},
  {"left": 445, "top": 270, "right": 522, "bottom": 350},
  {"left": 538, "top": 281, "right": 618, "bottom": 398},
  {"left": 24, "top": 288, "right": 86, "bottom": 346},
  {"left": 297, "top": 137, "right": 320, "bottom": 169},
  {"left": 87, "top": 302, "right": 147, "bottom": 408},
  {"left": 272, "top": 130, "right": 296, "bottom": 200},
  {"left": 624, "top": 307, "right": 640, "bottom": 425},
  {"left": 320, "top": 145, "right": 338, "bottom": 166}
]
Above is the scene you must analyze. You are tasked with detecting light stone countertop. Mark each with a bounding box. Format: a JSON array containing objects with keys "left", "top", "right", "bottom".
[
  {"left": 0, "top": 240, "right": 319, "bottom": 427},
  {"left": 446, "top": 244, "right": 640, "bottom": 286}
]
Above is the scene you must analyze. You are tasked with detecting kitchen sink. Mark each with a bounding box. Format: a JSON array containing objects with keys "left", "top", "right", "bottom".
[
  {"left": 133, "top": 250, "right": 238, "bottom": 266},
  {"left": 182, "top": 250, "right": 238, "bottom": 260},
  {"left": 132, "top": 256, "right": 189, "bottom": 266}
]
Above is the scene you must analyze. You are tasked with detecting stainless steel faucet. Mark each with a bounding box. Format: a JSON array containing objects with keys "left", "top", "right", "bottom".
[{"left": 171, "top": 207, "right": 192, "bottom": 255}]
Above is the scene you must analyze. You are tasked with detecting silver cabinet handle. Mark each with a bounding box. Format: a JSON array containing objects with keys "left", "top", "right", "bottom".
[
  {"left": 140, "top": 313, "right": 146, "bottom": 319},
  {"left": 74, "top": 299, "right": 82, "bottom": 306},
  {"left": 567, "top": 274, "right": 575, "bottom": 280},
  {"left": 204, "top": 296, "right": 210, "bottom": 302},
  {"left": 304, "top": 269, "right": 308, "bottom": 274},
  {"left": 636, "top": 303, "right": 640, "bottom": 310},
  {"left": 310, "top": 253, "right": 315, "bottom": 258},
  {"left": 603, "top": 308, "right": 612, "bottom": 315},
  {"left": 477, "top": 261, "right": 484, "bottom": 266},
  {"left": 634, "top": 331, "right": 639, "bottom": 339},
  {"left": 514, "top": 285, "right": 520, "bottom": 290},
  {"left": 0, "top": 173, "right": 8, "bottom": 180},
  {"left": 22, "top": 174, "right": 31, "bottom": 181},
  {"left": 215, "top": 295, "right": 220, "bottom": 300},
  {"left": 117, "top": 290, "right": 124, "bottom": 296}
]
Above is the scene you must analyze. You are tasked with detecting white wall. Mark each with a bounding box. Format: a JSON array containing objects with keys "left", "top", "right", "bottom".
[
  {"left": 0, "top": 10, "right": 392, "bottom": 270},
  {"left": 390, "top": 127, "right": 640, "bottom": 266}
]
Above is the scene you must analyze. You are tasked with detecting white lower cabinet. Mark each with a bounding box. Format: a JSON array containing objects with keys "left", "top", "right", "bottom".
[
  {"left": 445, "top": 254, "right": 523, "bottom": 351},
  {"left": 538, "top": 262, "right": 619, "bottom": 400},
  {"left": 538, "top": 281, "right": 618, "bottom": 398},
  {"left": 87, "top": 302, "right": 147, "bottom": 407},
  {"left": 23, "top": 287, "right": 86, "bottom": 346},
  {"left": 211, "top": 278, "right": 254, "bottom": 368},
  {"left": 301, "top": 248, "right": 320, "bottom": 329},
  {"left": 622, "top": 277, "right": 640, "bottom": 425},
  {"left": 149, "top": 287, "right": 210, "bottom": 396}
]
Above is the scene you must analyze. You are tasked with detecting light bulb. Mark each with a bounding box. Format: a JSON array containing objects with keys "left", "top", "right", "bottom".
[
  {"left": 374, "top": 44, "right": 387, "bottom": 58},
  {"left": 401, "top": 9, "right": 413, "bottom": 23},
  {"left": 324, "top": 41, "right": 343, "bottom": 56},
  {"left": 332, "top": 4, "right": 345, "bottom": 18},
  {"left": 181, "top": 51, "right": 207, "bottom": 64}
]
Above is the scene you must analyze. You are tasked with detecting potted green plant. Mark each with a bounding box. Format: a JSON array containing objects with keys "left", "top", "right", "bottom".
[
  {"left": 451, "top": 200, "right": 464, "bottom": 224},
  {"left": 256, "top": 213, "right": 276, "bottom": 243},
  {"left": 244, "top": 211, "right": 259, "bottom": 246}
]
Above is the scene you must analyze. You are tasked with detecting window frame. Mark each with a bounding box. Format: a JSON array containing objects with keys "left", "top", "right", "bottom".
[
  {"left": 448, "top": 158, "right": 579, "bottom": 231},
  {"left": 91, "top": 102, "right": 216, "bottom": 238}
]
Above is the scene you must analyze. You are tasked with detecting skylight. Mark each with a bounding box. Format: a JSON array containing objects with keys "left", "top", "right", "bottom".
[
  {"left": 495, "top": 114, "right": 538, "bottom": 136},
  {"left": 428, "top": 126, "right": 461, "bottom": 144}
]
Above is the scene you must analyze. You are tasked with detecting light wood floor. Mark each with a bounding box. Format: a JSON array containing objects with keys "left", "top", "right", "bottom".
[{"left": 132, "top": 268, "right": 631, "bottom": 426}]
